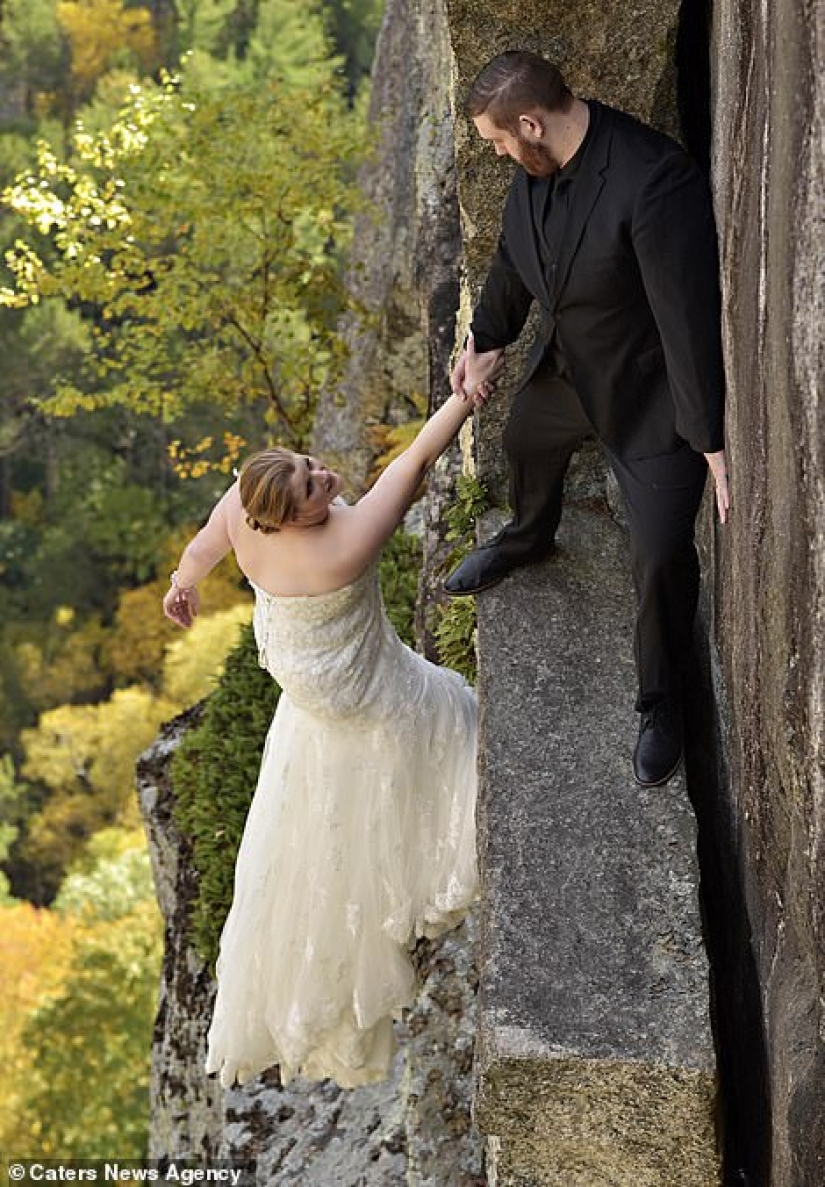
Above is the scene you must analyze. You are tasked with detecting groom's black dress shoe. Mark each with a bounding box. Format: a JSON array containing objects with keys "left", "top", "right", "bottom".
[
  {"left": 444, "top": 545, "right": 523, "bottom": 596},
  {"left": 633, "top": 699, "right": 684, "bottom": 787}
]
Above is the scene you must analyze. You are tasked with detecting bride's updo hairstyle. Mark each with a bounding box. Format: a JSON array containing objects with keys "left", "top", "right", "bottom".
[{"left": 238, "top": 448, "right": 298, "bottom": 533}]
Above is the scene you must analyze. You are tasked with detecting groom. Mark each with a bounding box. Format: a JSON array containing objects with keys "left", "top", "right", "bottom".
[{"left": 447, "top": 50, "right": 729, "bottom": 787}]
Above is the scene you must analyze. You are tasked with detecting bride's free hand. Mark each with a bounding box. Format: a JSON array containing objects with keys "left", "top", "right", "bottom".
[{"left": 163, "top": 581, "right": 200, "bottom": 629}]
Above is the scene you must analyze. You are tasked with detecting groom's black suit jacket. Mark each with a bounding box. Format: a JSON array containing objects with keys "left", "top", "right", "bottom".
[{"left": 471, "top": 101, "right": 725, "bottom": 459}]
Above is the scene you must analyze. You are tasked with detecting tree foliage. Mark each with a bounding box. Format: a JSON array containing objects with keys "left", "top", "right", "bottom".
[
  {"left": 56, "top": 0, "right": 159, "bottom": 108},
  {"left": 18, "top": 686, "right": 178, "bottom": 887},
  {"left": 53, "top": 826, "right": 156, "bottom": 922},
  {"left": 12, "top": 899, "right": 162, "bottom": 1156},
  {"left": 1, "top": 61, "right": 365, "bottom": 449},
  {"left": 0, "top": 830, "right": 160, "bottom": 1157},
  {"left": 13, "top": 610, "right": 110, "bottom": 712},
  {"left": 162, "top": 601, "right": 249, "bottom": 705},
  {"left": 0, "top": 900, "right": 81, "bottom": 1153},
  {"left": 105, "top": 551, "right": 246, "bottom": 687},
  {"left": 0, "top": 0, "right": 64, "bottom": 123}
]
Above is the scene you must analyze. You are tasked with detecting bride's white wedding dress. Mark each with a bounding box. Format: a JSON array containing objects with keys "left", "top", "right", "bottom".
[{"left": 204, "top": 563, "right": 478, "bottom": 1089}]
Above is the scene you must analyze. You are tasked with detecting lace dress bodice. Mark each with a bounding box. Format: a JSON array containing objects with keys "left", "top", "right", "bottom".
[{"left": 251, "top": 565, "right": 421, "bottom": 724}]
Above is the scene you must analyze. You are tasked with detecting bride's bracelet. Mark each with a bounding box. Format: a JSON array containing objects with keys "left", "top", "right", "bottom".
[{"left": 170, "top": 569, "right": 196, "bottom": 594}]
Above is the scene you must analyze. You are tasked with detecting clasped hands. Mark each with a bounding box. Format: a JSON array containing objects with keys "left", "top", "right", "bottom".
[{"left": 452, "top": 332, "right": 504, "bottom": 406}]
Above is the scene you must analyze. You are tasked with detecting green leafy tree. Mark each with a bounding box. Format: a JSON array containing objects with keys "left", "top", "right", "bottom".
[
  {"left": 53, "top": 825, "right": 156, "bottom": 921},
  {"left": 0, "top": 0, "right": 64, "bottom": 124},
  {"left": 169, "top": 0, "right": 238, "bottom": 56},
  {"left": 240, "top": 0, "right": 343, "bottom": 87},
  {"left": 0, "top": 754, "right": 22, "bottom": 902},
  {"left": 324, "top": 0, "right": 384, "bottom": 97},
  {"left": 15, "top": 899, "right": 162, "bottom": 1156},
  {"left": 1, "top": 62, "right": 365, "bottom": 449},
  {"left": 55, "top": 0, "right": 159, "bottom": 112}
]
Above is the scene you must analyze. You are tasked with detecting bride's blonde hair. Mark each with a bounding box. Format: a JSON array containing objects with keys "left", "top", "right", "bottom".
[{"left": 238, "top": 448, "right": 297, "bottom": 533}]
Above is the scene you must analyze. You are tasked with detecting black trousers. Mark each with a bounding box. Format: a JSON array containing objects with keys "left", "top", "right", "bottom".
[{"left": 497, "top": 370, "right": 707, "bottom": 712}]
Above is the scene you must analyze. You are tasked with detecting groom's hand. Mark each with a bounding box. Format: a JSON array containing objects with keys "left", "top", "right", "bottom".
[
  {"left": 704, "top": 449, "right": 730, "bottom": 524},
  {"left": 452, "top": 333, "right": 504, "bottom": 406}
]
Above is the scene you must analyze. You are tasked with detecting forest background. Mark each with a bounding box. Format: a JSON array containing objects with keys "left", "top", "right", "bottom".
[{"left": 0, "top": 0, "right": 397, "bottom": 1157}]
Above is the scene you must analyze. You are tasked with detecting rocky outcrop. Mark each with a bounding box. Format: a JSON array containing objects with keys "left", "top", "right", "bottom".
[
  {"left": 444, "top": 4, "right": 721, "bottom": 1181},
  {"left": 138, "top": 711, "right": 484, "bottom": 1185},
  {"left": 474, "top": 511, "right": 718, "bottom": 1186},
  {"left": 688, "top": 0, "right": 825, "bottom": 1182},
  {"left": 311, "top": 0, "right": 461, "bottom": 502}
]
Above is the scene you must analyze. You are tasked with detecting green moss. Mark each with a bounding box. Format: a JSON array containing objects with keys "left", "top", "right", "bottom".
[{"left": 171, "top": 622, "right": 280, "bottom": 969}]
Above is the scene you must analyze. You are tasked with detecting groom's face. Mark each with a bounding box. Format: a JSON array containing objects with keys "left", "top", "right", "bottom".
[{"left": 473, "top": 112, "right": 560, "bottom": 178}]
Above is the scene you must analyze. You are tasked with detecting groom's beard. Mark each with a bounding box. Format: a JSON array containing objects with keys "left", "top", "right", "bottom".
[{"left": 516, "top": 136, "right": 562, "bottom": 178}]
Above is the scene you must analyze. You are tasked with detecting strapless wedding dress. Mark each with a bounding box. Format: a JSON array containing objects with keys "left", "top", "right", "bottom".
[{"left": 204, "top": 564, "right": 477, "bottom": 1088}]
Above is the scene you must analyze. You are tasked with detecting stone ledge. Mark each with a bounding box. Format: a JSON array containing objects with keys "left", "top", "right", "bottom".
[
  {"left": 474, "top": 503, "right": 719, "bottom": 1185},
  {"left": 476, "top": 1055, "right": 717, "bottom": 1187}
]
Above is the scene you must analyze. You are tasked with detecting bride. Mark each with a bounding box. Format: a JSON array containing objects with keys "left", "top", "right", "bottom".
[{"left": 163, "top": 379, "right": 489, "bottom": 1088}]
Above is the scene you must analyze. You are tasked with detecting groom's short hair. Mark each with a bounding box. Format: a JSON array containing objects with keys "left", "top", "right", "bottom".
[{"left": 466, "top": 50, "right": 573, "bottom": 132}]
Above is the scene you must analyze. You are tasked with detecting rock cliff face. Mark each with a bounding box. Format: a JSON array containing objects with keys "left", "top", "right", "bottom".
[
  {"left": 444, "top": 6, "right": 721, "bottom": 1184},
  {"left": 691, "top": 0, "right": 824, "bottom": 1182},
  {"left": 444, "top": 0, "right": 823, "bottom": 1182},
  {"left": 142, "top": 1, "right": 823, "bottom": 1183},
  {"left": 311, "top": 0, "right": 461, "bottom": 501}
]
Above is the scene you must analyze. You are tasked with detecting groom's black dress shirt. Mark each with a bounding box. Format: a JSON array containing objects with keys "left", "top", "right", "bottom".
[{"left": 531, "top": 101, "right": 599, "bottom": 384}]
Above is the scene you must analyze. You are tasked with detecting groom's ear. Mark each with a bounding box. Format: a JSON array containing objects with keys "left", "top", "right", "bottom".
[{"left": 518, "top": 112, "right": 545, "bottom": 142}]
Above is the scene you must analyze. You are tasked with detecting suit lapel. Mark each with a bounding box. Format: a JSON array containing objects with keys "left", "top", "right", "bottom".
[{"left": 551, "top": 103, "right": 613, "bottom": 309}]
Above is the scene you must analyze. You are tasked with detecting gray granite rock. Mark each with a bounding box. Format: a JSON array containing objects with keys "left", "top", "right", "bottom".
[
  {"left": 444, "top": 8, "right": 720, "bottom": 1180},
  {"left": 473, "top": 506, "right": 719, "bottom": 1185},
  {"left": 311, "top": 0, "right": 461, "bottom": 503},
  {"left": 689, "top": 0, "right": 825, "bottom": 1182}
]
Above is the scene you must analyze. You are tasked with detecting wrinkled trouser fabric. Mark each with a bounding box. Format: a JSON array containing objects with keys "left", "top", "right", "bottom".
[{"left": 498, "top": 368, "right": 707, "bottom": 711}]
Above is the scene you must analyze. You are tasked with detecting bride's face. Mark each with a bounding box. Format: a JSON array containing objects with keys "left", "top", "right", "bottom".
[{"left": 288, "top": 453, "right": 343, "bottom": 525}]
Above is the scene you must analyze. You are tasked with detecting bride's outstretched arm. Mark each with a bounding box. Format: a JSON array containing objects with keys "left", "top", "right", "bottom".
[
  {"left": 332, "top": 384, "right": 489, "bottom": 574},
  {"left": 163, "top": 484, "right": 238, "bottom": 628}
]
